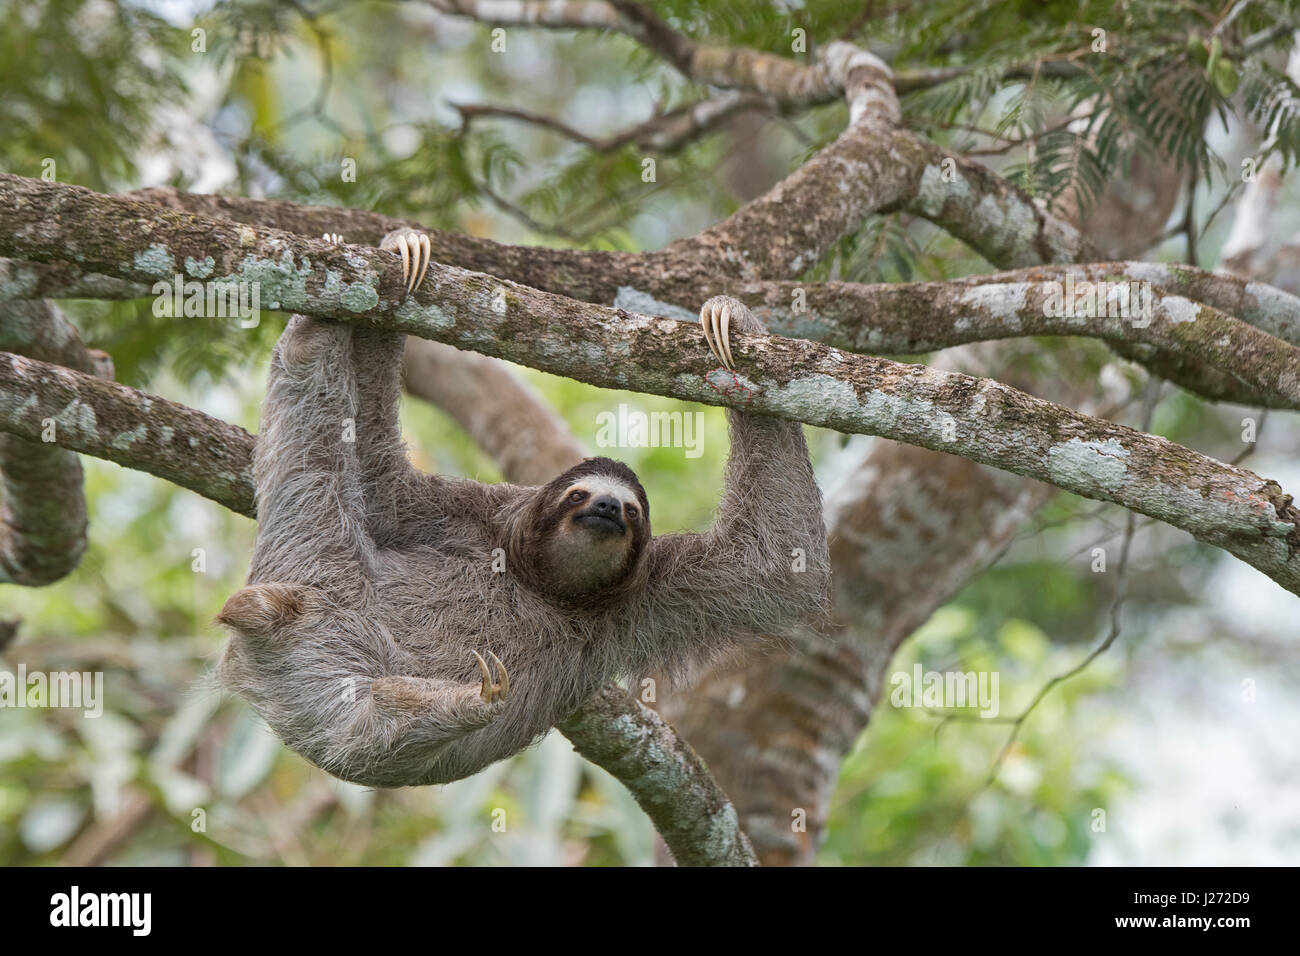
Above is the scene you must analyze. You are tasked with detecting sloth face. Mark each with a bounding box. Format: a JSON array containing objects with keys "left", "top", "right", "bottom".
[
  {"left": 562, "top": 475, "right": 643, "bottom": 539},
  {"left": 516, "top": 458, "right": 650, "bottom": 603},
  {"left": 544, "top": 475, "right": 643, "bottom": 595}
]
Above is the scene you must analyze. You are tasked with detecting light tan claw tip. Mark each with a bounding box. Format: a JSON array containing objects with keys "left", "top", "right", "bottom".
[
  {"left": 699, "top": 296, "right": 741, "bottom": 370},
  {"left": 487, "top": 650, "right": 509, "bottom": 700},
  {"left": 472, "top": 649, "right": 508, "bottom": 703},
  {"left": 472, "top": 650, "right": 492, "bottom": 699},
  {"left": 322, "top": 232, "right": 345, "bottom": 245},
  {"left": 381, "top": 230, "right": 432, "bottom": 295}
]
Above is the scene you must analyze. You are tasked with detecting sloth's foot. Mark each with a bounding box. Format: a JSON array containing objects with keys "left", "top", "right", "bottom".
[
  {"left": 699, "top": 295, "right": 765, "bottom": 370},
  {"left": 369, "top": 673, "right": 505, "bottom": 731},
  {"left": 471, "top": 650, "right": 509, "bottom": 704},
  {"left": 322, "top": 232, "right": 345, "bottom": 245},
  {"left": 381, "top": 229, "right": 432, "bottom": 294}
]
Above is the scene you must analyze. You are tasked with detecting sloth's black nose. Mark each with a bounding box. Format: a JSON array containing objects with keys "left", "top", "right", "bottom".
[{"left": 590, "top": 495, "right": 622, "bottom": 517}]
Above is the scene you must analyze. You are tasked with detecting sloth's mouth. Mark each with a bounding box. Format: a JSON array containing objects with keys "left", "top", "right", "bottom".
[{"left": 574, "top": 512, "right": 626, "bottom": 535}]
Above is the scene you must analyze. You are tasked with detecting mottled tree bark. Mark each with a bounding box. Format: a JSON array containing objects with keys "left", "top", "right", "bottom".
[
  {"left": 0, "top": 300, "right": 111, "bottom": 584},
  {"left": 1, "top": 177, "right": 1295, "bottom": 588},
  {"left": 733, "top": 274, "right": 1300, "bottom": 409},
  {"left": 557, "top": 685, "right": 757, "bottom": 866},
  {"left": 0, "top": 351, "right": 256, "bottom": 517}
]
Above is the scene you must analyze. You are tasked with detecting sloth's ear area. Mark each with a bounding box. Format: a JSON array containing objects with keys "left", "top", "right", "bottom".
[{"left": 216, "top": 583, "right": 313, "bottom": 637}]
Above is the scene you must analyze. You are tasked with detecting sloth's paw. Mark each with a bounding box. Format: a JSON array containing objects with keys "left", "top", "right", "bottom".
[
  {"left": 471, "top": 650, "right": 509, "bottom": 704},
  {"left": 369, "top": 672, "right": 505, "bottom": 730},
  {"left": 699, "top": 295, "right": 764, "bottom": 370},
  {"left": 380, "top": 229, "right": 432, "bottom": 295}
]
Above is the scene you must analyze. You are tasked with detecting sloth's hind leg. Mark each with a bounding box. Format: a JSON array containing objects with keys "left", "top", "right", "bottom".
[{"left": 370, "top": 650, "right": 509, "bottom": 742}]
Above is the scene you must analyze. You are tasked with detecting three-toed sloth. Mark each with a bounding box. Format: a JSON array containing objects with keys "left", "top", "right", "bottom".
[{"left": 217, "top": 231, "right": 830, "bottom": 787}]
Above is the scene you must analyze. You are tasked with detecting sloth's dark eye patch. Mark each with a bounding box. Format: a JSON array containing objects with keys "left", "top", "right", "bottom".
[
  {"left": 625, "top": 505, "right": 639, "bottom": 520},
  {"left": 568, "top": 490, "right": 588, "bottom": 503}
]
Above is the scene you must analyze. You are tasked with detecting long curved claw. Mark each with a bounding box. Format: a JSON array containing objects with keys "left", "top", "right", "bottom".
[
  {"left": 394, "top": 235, "right": 411, "bottom": 289},
  {"left": 415, "top": 233, "right": 431, "bottom": 292},
  {"left": 380, "top": 230, "right": 433, "bottom": 295},
  {"left": 698, "top": 296, "right": 760, "bottom": 370},
  {"left": 322, "top": 232, "right": 345, "bottom": 245},
  {"left": 471, "top": 650, "right": 493, "bottom": 701},
  {"left": 718, "top": 299, "right": 734, "bottom": 370},
  {"left": 471, "top": 649, "right": 509, "bottom": 703},
  {"left": 699, "top": 300, "right": 728, "bottom": 369},
  {"left": 487, "top": 650, "right": 509, "bottom": 700}
]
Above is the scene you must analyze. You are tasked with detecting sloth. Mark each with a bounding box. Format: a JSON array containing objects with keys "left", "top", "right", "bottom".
[{"left": 216, "top": 230, "right": 830, "bottom": 787}]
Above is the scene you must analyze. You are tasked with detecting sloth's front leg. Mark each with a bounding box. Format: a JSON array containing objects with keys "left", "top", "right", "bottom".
[
  {"left": 370, "top": 650, "right": 509, "bottom": 735},
  {"left": 343, "top": 229, "right": 434, "bottom": 538}
]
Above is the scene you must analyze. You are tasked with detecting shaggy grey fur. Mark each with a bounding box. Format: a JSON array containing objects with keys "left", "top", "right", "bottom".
[{"left": 216, "top": 257, "right": 829, "bottom": 787}]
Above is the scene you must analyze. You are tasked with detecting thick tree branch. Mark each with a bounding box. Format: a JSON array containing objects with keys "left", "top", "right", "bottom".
[
  {"left": 8, "top": 240, "right": 1286, "bottom": 411},
  {"left": 1, "top": 140, "right": 1092, "bottom": 308},
  {"left": 895, "top": 134, "right": 1098, "bottom": 266},
  {"left": 556, "top": 684, "right": 757, "bottom": 866},
  {"left": 951, "top": 261, "right": 1300, "bottom": 348},
  {"left": 0, "top": 257, "right": 148, "bottom": 303},
  {"left": 4, "top": 103, "right": 911, "bottom": 308},
  {"left": 0, "top": 351, "right": 256, "bottom": 517},
  {"left": 2, "top": 109, "right": 1106, "bottom": 323},
  {"left": 734, "top": 274, "right": 1300, "bottom": 409},
  {"left": 0, "top": 300, "right": 109, "bottom": 584},
  {"left": 0, "top": 47, "right": 906, "bottom": 310},
  {"left": 2, "top": 175, "right": 1297, "bottom": 594}
]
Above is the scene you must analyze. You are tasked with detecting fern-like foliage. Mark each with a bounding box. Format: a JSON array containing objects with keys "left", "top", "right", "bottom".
[
  {"left": 1242, "top": 58, "right": 1300, "bottom": 167},
  {"left": 879, "top": 0, "right": 1293, "bottom": 220}
]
